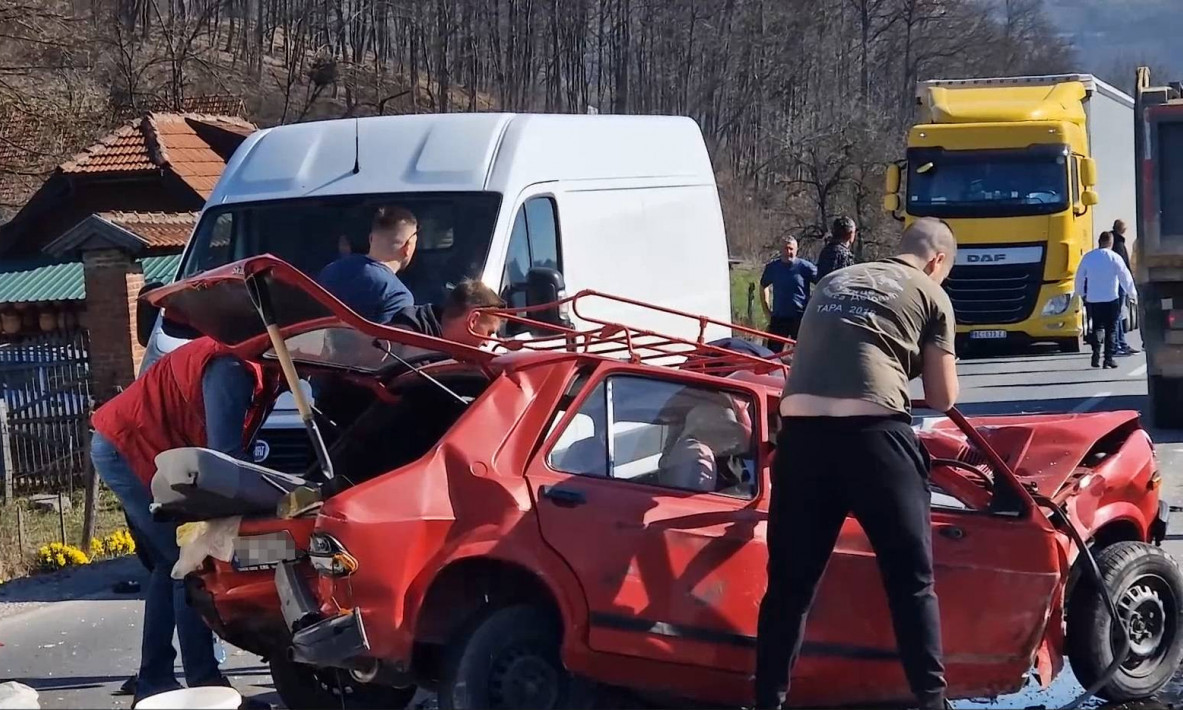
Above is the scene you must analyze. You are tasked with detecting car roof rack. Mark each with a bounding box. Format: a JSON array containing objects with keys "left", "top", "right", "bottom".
[{"left": 478, "top": 290, "right": 795, "bottom": 377}]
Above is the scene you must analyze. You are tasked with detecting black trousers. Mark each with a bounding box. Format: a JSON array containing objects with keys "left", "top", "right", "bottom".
[
  {"left": 754, "top": 416, "right": 946, "bottom": 709},
  {"left": 1088, "top": 299, "right": 1120, "bottom": 361},
  {"left": 766, "top": 315, "right": 802, "bottom": 352}
]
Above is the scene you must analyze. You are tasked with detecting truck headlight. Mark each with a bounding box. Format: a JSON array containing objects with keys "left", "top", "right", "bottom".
[{"left": 1042, "top": 294, "right": 1072, "bottom": 316}]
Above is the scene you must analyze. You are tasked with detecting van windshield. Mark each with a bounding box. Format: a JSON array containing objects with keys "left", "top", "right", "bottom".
[
  {"left": 906, "top": 146, "right": 1070, "bottom": 218},
  {"left": 179, "top": 192, "right": 502, "bottom": 306}
]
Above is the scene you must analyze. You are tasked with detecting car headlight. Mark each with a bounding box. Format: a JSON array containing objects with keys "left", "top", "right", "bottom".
[
  {"left": 1042, "top": 294, "right": 1072, "bottom": 316},
  {"left": 309, "top": 532, "right": 358, "bottom": 577}
]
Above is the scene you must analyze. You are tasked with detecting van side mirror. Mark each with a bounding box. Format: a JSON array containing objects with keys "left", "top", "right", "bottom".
[
  {"left": 1081, "top": 158, "right": 1098, "bottom": 187},
  {"left": 1081, "top": 189, "right": 1099, "bottom": 207},
  {"left": 525, "top": 267, "right": 567, "bottom": 326},
  {"left": 885, "top": 163, "right": 902, "bottom": 194},
  {"left": 136, "top": 281, "right": 165, "bottom": 347}
]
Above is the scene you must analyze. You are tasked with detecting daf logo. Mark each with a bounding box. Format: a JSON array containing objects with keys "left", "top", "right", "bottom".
[
  {"left": 967, "top": 253, "right": 1007, "bottom": 263},
  {"left": 252, "top": 440, "right": 271, "bottom": 463}
]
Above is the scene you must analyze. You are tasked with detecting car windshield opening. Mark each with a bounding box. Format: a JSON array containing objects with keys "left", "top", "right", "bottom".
[
  {"left": 180, "top": 192, "right": 502, "bottom": 307},
  {"left": 906, "top": 145, "right": 1070, "bottom": 218}
]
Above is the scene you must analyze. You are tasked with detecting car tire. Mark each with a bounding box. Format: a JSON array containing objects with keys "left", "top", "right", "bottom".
[
  {"left": 1149, "top": 376, "right": 1183, "bottom": 430},
  {"left": 1056, "top": 337, "right": 1082, "bottom": 354},
  {"left": 269, "top": 657, "right": 417, "bottom": 710},
  {"left": 1066, "top": 541, "right": 1183, "bottom": 702},
  {"left": 439, "top": 604, "right": 596, "bottom": 710}
]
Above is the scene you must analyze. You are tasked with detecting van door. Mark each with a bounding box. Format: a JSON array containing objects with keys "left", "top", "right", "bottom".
[{"left": 499, "top": 194, "right": 563, "bottom": 333}]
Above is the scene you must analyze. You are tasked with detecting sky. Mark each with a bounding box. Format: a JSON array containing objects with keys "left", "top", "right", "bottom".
[{"left": 1045, "top": 0, "right": 1183, "bottom": 90}]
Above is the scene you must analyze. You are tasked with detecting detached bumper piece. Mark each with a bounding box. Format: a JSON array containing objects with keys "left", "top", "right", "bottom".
[
  {"left": 275, "top": 559, "right": 370, "bottom": 668},
  {"left": 291, "top": 607, "right": 370, "bottom": 667}
]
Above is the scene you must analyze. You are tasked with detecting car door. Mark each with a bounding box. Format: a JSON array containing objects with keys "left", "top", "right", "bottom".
[{"left": 523, "top": 368, "right": 769, "bottom": 673}]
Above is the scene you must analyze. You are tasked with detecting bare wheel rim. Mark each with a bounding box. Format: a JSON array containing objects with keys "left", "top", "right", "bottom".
[{"left": 487, "top": 645, "right": 561, "bottom": 709}]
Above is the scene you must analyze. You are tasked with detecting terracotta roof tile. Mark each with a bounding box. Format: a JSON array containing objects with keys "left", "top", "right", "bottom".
[
  {"left": 58, "top": 112, "right": 257, "bottom": 198},
  {"left": 100, "top": 210, "right": 198, "bottom": 248}
]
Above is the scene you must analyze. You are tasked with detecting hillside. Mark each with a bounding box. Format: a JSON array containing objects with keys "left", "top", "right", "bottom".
[{"left": 1046, "top": 0, "right": 1182, "bottom": 90}]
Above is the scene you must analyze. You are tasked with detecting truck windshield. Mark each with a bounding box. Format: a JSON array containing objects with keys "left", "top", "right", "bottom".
[
  {"left": 179, "top": 192, "right": 502, "bottom": 306},
  {"left": 906, "top": 146, "right": 1070, "bottom": 218}
]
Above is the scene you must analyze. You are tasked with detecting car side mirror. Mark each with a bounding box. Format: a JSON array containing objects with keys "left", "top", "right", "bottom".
[
  {"left": 136, "top": 281, "right": 165, "bottom": 347},
  {"left": 1081, "top": 189, "right": 1099, "bottom": 207},
  {"left": 525, "top": 267, "right": 567, "bottom": 327}
]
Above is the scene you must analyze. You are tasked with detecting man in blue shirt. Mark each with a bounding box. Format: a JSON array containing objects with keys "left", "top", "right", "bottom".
[
  {"left": 318, "top": 205, "right": 418, "bottom": 324},
  {"left": 759, "top": 237, "right": 817, "bottom": 351}
]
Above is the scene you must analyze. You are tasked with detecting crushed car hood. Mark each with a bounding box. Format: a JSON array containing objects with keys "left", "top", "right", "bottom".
[{"left": 919, "top": 410, "right": 1142, "bottom": 497}]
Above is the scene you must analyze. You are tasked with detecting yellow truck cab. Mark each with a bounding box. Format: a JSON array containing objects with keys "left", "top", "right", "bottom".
[{"left": 884, "top": 74, "right": 1136, "bottom": 353}]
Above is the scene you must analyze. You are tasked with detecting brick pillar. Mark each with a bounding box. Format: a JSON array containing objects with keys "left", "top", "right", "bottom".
[{"left": 81, "top": 249, "right": 145, "bottom": 404}]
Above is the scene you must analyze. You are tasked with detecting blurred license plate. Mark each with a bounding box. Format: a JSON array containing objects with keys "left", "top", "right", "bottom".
[{"left": 969, "top": 330, "right": 1007, "bottom": 340}]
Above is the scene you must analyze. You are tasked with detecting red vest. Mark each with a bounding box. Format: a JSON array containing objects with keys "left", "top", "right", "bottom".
[{"left": 91, "top": 337, "right": 274, "bottom": 486}]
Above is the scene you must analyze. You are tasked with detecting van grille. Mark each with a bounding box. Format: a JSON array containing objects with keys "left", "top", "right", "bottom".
[
  {"left": 252, "top": 427, "right": 313, "bottom": 474},
  {"left": 944, "top": 262, "right": 1044, "bottom": 325}
]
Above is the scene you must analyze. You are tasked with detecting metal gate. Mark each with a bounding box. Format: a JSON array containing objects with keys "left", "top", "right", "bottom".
[{"left": 0, "top": 330, "right": 93, "bottom": 497}]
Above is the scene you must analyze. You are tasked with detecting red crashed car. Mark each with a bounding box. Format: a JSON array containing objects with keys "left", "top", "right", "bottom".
[{"left": 151, "top": 255, "right": 1182, "bottom": 709}]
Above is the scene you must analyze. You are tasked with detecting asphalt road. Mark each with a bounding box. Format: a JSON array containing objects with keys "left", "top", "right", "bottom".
[{"left": 3, "top": 333, "right": 1183, "bottom": 710}]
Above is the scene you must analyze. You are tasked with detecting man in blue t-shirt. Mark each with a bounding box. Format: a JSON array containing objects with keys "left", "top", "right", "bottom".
[
  {"left": 318, "top": 205, "right": 418, "bottom": 324},
  {"left": 759, "top": 236, "right": 817, "bottom": 351}
]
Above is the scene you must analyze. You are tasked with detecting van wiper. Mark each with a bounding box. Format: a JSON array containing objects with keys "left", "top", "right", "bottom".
[{"left": 371, "top": 339, "right": 470, "bottom": 406}]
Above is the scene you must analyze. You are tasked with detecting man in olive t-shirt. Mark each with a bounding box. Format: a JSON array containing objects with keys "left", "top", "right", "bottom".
[{"left": 754, "top": 218, "right": 960, "bottom": 710}]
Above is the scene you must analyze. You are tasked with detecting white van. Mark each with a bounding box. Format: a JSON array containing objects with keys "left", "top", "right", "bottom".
[{"left": 139, "top": 112, "right": 734, "bottom": 472}]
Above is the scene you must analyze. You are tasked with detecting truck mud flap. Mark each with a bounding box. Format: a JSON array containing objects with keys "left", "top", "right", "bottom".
[{"left": 1151, "top": 499, "right": 1171, "bottom": 545}]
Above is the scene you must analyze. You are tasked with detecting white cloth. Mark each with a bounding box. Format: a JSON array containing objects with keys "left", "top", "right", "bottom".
[{"left": 1075, "top": 248, "right": 1137, "bottom": 304}]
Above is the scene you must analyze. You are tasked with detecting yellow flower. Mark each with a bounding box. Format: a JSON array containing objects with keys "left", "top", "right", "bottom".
[{"left": 36, "top": 542, "right": 91, "bottom": 571}]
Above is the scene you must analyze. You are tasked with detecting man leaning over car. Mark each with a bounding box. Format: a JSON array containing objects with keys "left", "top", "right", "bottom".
[{"left": 754, "top": 217, "right": 960, "bottom": 710}]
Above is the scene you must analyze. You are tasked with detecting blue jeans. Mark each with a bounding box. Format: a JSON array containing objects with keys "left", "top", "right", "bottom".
[{"left": 90, "top": 433, "right": 223, "bottom": 699}]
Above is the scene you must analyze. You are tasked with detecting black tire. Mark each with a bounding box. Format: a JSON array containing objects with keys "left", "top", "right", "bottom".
[
  {"left": 1066, "top": 541, "right": 1183, "bottom": 702},
  {"left": 1056, "top": 337, "right": 1082, "bottom": 354},
  {"left": 439, "top": 604, "right": 595, "bottom": 710},
  {"left": 269, "top": 657, "right": 417, "bottom": 710}
]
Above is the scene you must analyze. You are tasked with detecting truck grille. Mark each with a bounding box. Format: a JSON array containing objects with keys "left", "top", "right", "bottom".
[
  {"left": 944, "top": 263, "right": 1044, "bottom": 325},
  {"left": 252, "top": 427, "right": 313, "bottom": 475}
]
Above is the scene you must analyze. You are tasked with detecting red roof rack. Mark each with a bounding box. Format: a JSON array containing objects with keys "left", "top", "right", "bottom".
[{"left": 477, "top": 290, "right": 795, "bottom": 377}]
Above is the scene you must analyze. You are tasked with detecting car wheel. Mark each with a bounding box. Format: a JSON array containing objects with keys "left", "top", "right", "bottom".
[
  {"left": 1066, "top": 541, "right": 1183, "bottom": 701},
  {"left": 269, "top": 657, "right": 417, "bottom": 709},
  {"left": 439, "top": 604, "right": 595, "bottom": 710}
]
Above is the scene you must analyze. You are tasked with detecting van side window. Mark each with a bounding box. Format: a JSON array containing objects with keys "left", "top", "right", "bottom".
[{"left": 501, "top": 196, "right": 563, "bottom": 310}]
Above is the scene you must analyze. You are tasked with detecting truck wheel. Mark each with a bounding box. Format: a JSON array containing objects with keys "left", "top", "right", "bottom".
[
  {"left": 269, "top": 657, "right": 417, "bottom": 709},
  {"left": 1056, "top": 337, "right": 1082, "bottom": 354},
  {"left": 1149, "top": 376, "right": 1183, "bottom": 429},
  {"left": 439, "top": 604, "right": 595, "bottom": 710},
  {"left": 1066, "top": 542, "right": 1183, "bottom": 701}
]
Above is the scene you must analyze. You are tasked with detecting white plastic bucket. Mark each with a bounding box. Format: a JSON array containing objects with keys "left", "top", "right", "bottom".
[{"left": 134, "top": 687, "right": 241, "bottom": 710}]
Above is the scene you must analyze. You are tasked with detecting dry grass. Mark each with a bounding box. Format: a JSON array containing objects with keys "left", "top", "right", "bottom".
[{"left": 0, "top": 487, "right": 126, "bottom": 583}]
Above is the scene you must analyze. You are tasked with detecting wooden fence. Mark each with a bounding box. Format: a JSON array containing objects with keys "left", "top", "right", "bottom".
[{"left": 0, "top": 330, "right": 93, "bottom": 499}]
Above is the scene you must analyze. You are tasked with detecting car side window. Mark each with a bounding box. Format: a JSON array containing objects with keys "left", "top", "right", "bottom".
[{"left": 548, "top": 375, "right": 757, "bottom": 499}]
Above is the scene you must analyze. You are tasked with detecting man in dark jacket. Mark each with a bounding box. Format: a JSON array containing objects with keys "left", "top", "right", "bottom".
[
  {"left": 1111, "top": 219, "right": 1138, "bottom": 355},
  {"left": 815, "top": 216, "right": 857, "bottom": 281},
  {"left": 388, "top": 279, "right": 505, "bottom": 346}
]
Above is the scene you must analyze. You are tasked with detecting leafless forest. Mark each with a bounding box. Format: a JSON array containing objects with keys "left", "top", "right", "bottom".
[{"left": 1, "top": 0, "right": 1077, "bottom": 257}]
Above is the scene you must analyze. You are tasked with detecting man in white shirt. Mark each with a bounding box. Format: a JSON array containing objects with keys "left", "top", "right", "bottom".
[{"left": 1075, "top": 232, "right": 1138, "bottom": 369}]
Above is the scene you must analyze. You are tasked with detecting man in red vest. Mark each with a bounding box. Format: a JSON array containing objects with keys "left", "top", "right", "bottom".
[{"left": 90, "top": 337, "right": 277, "bottom": 705}]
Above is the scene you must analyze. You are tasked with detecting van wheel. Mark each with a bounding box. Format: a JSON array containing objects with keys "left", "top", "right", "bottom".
[
  {"left": 269, "top": 657, "right": 417, "bottom": 709},
  {"left": 439, "top": 604, "right": 595, "bottom": 710},
  {"left": 1066, "top": 542, "right": 1183, "bottom": 701}
]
